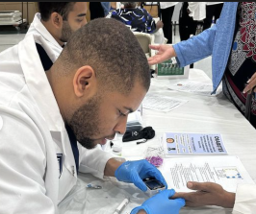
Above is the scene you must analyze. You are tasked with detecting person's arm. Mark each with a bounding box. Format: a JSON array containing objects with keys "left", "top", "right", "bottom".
[
  {"left": 148, "top": 21, "right": 217, "bottom": 66},
  {"left": 173, "top": 22, "right": 217, "bottom": 67},
  {"left": 173, "top": 181, "right": 235, "bottom": 208},
  {"left": 155, "top": 20, "right": 164, "bottom": 32},
  {"left": 104, "top": 156, "right": 125, "bottom": 176}
]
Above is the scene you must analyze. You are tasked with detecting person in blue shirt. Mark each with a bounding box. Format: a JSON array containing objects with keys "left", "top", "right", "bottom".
[
  {"left": 148, "top": 2, "right": 256, "bottom": 129},
  {"left": 148, "top": 2, "right": 256, "bottom": 213}
]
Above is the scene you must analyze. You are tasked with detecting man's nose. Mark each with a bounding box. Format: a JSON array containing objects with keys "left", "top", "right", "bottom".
[{"left": 114, "top": 116, "right": 128, "bottom": 135}]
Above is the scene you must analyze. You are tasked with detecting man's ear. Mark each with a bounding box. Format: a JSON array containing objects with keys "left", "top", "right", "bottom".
[
  {"left": 73, "top": 66, "right": 97, "bottom": 98},
  {"left": 50, "top": 12, "right": 63, "bottom": 29}
]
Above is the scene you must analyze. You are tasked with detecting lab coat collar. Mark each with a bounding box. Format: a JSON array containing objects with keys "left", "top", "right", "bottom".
[
  {"left": 19, "top": 34, "right": 64, "bottom": 133},
  {"left": 28, "top": 13, "right": 62, "bottom": 52}
]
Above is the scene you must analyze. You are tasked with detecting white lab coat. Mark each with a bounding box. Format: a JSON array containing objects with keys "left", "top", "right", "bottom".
[
  {"left": 26, "top": 13, "right": 63, "bottom": 61},
  {"left": 233, "top": 184, "right": 256, "bottom": 214},
  {"left": 188, "top": 2, "right": 206, "bottom": 21},
  {"left": 0, "top": 33, "right": 113, "bottom": 214}
]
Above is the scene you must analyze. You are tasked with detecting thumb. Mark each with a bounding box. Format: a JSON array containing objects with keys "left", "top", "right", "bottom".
[
  {"left": 166, "top": 188, "right": 176, "bottom": 198},
  {"left": 187, "top": 181, "right": 212, "bottom": 192}
]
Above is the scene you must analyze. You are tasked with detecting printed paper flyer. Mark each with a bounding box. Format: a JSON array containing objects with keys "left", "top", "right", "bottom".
[{"left": 163, "top": 132, "right": 227, "bottom": 155}]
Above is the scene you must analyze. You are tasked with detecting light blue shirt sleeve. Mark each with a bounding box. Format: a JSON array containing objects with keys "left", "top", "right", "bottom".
[{"left": 173, "top": 23, "right": 217, "bottom": 67}]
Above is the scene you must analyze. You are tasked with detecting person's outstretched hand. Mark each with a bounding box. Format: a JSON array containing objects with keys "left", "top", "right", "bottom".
[
  {"left": 131, "top": 189, "right": 185, "bottom": 214},
  {"left": 148, "top": 44, "right": 176, "bottom": 65},
  {"left": 114, "top": 159, "right": 167, "bottom": 192},
  {"left": 173, "top": 181, "right": 236, "bottom": 208}
]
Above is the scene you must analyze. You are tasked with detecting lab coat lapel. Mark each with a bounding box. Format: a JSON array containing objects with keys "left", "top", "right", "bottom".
[
  {"left": 18, "top": 34, "right": 77, "bottom": 202},
  {"left": 27, "top": 13, "right": 62, "bottom": 59}
]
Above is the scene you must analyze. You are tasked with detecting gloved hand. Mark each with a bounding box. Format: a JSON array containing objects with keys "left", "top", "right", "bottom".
[
  {"left": 131, "top": 189, "right": 185, "bottom": 214},
  {"left": 114, "top": 159, "right": 167, "bottom": 191}
]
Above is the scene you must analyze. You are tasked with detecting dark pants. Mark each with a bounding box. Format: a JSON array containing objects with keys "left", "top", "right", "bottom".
[
  {"left": 179, "top": 2, "right": 198, "bottom": 68},
  {"left": 160, "top": 6, "right": 175, "bottom": 44},
  {"left": 89, "top": 2, "right": 105, "bottom": 20},
  {"left": 203, "top": 3, "right": 224, "bottom": 30}
]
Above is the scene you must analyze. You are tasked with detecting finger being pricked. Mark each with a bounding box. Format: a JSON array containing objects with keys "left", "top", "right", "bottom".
[
  {"left": 172, "top": 191, "right": 206, "bottom": 207},
  {"left": 171, "top": 181, "right": 228, "bottom": 207}
]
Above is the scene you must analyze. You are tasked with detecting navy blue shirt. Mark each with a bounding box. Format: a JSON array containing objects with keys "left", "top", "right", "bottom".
[{"left": 36, "top": 43, "right": 80, "bottom": 172}]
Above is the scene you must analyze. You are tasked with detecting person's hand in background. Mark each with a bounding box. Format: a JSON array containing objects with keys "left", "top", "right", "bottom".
[
  {"left": 243, "top": 72, "right": 256, "bottom": 94},
  {"left": 115, "top": 159, "right": 167, "bottom": 192},
  {"left": 132, "top": 189, "right": 185, "bottom": 214},
  {"left": 148, "top": 44, "right": 176, "bottom": 65},
  {"left": 156, "top": 20, "right": 164, "bottom": 30}
]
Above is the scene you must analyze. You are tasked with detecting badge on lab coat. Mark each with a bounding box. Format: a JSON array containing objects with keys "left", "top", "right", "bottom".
[{"left": 57, "top": 153, "right": 63, "bottom": 178}]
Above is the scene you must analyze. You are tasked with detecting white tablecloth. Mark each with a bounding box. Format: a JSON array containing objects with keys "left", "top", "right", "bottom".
[{"left": 59, "top": 69, "right": 256, "bottom": 214}]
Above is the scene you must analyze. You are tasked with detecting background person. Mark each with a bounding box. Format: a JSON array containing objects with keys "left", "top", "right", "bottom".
[
  {"left": 26, "top": 2, "right": 87, "bottom": 67},
  {"left": 159, "top": 2, "right": 178, "bottom": 44},
  {"left": 109, "top": 2, "right": 163, "bottom": 34}
]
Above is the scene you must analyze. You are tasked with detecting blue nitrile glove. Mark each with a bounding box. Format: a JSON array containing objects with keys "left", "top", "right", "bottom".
[
  {"left": 114, "top": 160, "right": 167, "bottom": 191},
  {"left": 131, "top": 189, "right": 185, "bottom": 214}
]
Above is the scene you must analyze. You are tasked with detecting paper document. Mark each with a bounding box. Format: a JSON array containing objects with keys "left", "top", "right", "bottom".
[
  {"left": 161, "top": 156, "right": 254, "bottom": 192},
  {"left": 163, "top": 132, "right": 227, "bottom": 155},
  {"left": 143, "top": 93, "right": 188, "bottom": 112},
  {"left": 168, "top": 81, "right": 222, "bottom": 96}
]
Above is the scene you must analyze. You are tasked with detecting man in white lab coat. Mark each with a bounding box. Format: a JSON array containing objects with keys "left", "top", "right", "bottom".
[
  {"left": 0, "top": 18, "right": 185, "bottom": 214},
  {"left": 26, "top": 2, "right": 88, "bottom": 62}
]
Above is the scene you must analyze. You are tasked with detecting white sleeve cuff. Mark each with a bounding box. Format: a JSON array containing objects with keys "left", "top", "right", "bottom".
[
  {"left": 232, "top": 184, "right": 256, "bottom": 214},
  {"left": 78, "top": 145, "right": 114, "bottom": 179}
]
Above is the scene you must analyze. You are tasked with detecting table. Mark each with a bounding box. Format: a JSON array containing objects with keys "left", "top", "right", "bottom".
[{"left": 59, "top": 69, "right": 256, "bottom": 214}]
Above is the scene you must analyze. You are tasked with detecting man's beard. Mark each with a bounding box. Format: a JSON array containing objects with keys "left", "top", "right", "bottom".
[
  {"left": 60, "top": 21, "right": 73, "bottom": 43},
  {"left": 68, "top": 94, "right": 102, "bottom": 149}
]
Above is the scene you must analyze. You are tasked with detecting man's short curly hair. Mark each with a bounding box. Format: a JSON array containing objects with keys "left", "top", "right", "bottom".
[{"left": 57, "top": 18, "right": 151, "bottom": 95}]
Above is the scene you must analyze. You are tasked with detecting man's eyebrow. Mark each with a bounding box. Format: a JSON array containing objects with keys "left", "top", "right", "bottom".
[
  {"left": 77, "top": 13, "right": 86, "bottom": 17},
  {"left": 124, "top": 107, "right": 134, "bottom": 113}
]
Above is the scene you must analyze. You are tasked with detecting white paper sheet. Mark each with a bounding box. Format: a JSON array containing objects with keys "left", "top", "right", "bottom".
[
  {"left": 168, "top": 81, "right": 222, "bottom": 96},
  {"left": 160, "top": 156, "right": 254, "bottom": 193},
  {"left": 142, "top": 93, "right": 188, "bottom": 112}
]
